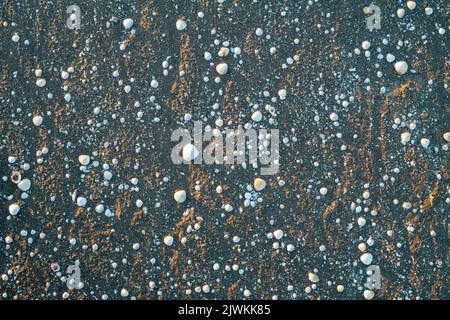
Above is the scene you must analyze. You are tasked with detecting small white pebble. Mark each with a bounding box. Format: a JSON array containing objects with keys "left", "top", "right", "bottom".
[
  {"left": 273, "top": 229, "right": 284, "bottom": 240},
  {"left": 401, "top": 132, "right": 411, "bottom": 145},
  {"left": 216, "top": 63, "right": 229, "bottom": 75},
  {"left": 120, "top": 288, "right": 129, "bottom": 297},
  {"left": 308, "top": 272, "right": 319, "bottom": 283},
  {"left": 407, "top": 1, "right": 416, "bottom": 10},
  {"left": 278, "top": 89, "right": 287, "bottom": 100},
  {"left": 420, "top": 138, "right": 430, "bottom": 148},
  {"left": 329, "top": 112, "right": 338, "bottom": 121},
  {"left": 397, "top": 8, "right": 405, "bottom": 18},
  {"left": 319, "top": 187, "right": 328, "bottom": 196},
  {"left": 357, "top": 217, "right": 366, "bottom": 227},
  {"left": 253, "top": 178, "right": 266, "bottom": 191},
  {"left": 361, "top": 40, "right": 370, "bottom": 50},
  {"left": 386, "top": 53, "right": 395, "bottom": 63},
  {"left": 176, "top": 19, "right": 187, "bottom": 31},
  {"left": 36, "top": 78, "right": 46, "bottom": 87},
  {"left": 163, "top": 235, "right": 174, "bottom": 246},
  {"left": 251, "top": 110, "right": 263, "bottom": 122},
  {"left": 394, "top": 61, "right": 408, "bottom": 75},
  {"left": 360, "top": 252, "right": 373, "bottom": 265},
  {"left": 76, "top": 196, "right": 87, "bottom": 207},
  {"left": 78, "top": 155, "right": 90, "bottom": 166},
  {"left": 123, "top": 18, "right": 134, "bottom": 30},
  {"left": 8, "top": 203, "right": 20, "bottom": 216},
  {"left": 18, "top": 179, "right": 31, "bottom": 191},
  {"left": 12, "top": 33, "right": 20, "bottom": 42},
  {"left": 150, "top": 79, "right": 159, "bottom": 88},
  {"left": 363, "top": 289, "right": 375, "bottom": 300},
  {"left": 32, "top": 115, "right": 43, "bottom": 126},
  {"left": 174, "top": 190, "right": 187, "bottom": 203},
  {"left": 95, "top": 204, "right": 105, "bottom": 213}
]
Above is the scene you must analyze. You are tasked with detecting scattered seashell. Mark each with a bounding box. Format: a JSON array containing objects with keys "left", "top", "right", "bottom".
[
  {"left": 357, "top": 217, "right": 366, "bottom": 227},
  {"left": 420, "top": 138, "right": 430, "bottom": 148},
  {"left": 103, "top": 171, "right": 112, "bottom": 180},
  {"left": 123, "top": 18, "right": 134, "bottom": 30},
  {"left": 329, "top": 112, "right": 338, "bottom": 121},
  {"left": 386, "top": 53, "right": 395, "bottom": 63},
  {"left": 32, "top": 115, "right": 43, "bottom": 126},
  {"left": 9, "top": 203, "right": 20, "bottom": 216},
  {"left": 358, "top": 243, "right": 367, "bottom": 252},
  {"left": 36, "top": 78, "right": 46, "bottom": 87},
  {"left": 360, "top": 252, "right": 373, "bottom": 265},
  {"left": 394, "top": 61, "right": 408, "bottom": 75},
  {"left": 253, "top": 178, "right": 266, "bottom": 191},
  {"left": 176, "top": 19, "right": 187, "bottom": 31},
  {"left": 401, "top": 132, "right": 411, "bottom": 145},
  {"left": 164, "top": 235, "right": 174, "bottom": 246},
  {"left": 120, "top": 288, "right": 129, "bottom": 297},
  {"left": 406, "top": 1, "right": 416, "bottom": 10},
  {"left": 76, "top": 196, "right": 87, "bottom": 207},
  {"left": 12, "top": 33, "right": 20, "bottom": 42},
  {"left": 78, "top": 155, "right": 90, "bottom": 166},
  {"left": 51, "top": 262, "right": 60, "bottom": 272},
  {"left": 10, "top": 171, "right": 21, "bottom": 184},
  {"left": 174, "top": 190, "right": 187, "bottom": 203},
  {"left": 251, "top": 110, "right": 262, "bottom": 122},
  {"left": 218, "top": 47, "right": 229, "bottom": 57},
  {"left": 308, "top": 272, "right": 319, "bottom": 283},
  {"left": 150, "top": 79, "right": 159, "bottom": 88},
  {"left": 363, "top": 289, "right": 375, "bottom": 300},
  {"left": 443, "top": 132, "right": 450, "bottom": 142},
  {"left": 216, "top": 63, "right": 229, "bottom": 75},
  {"left": 18, "top": 178, "right": 31, "bottom": 191},
  {"left": 95, "top": 204, "right": 105, "bottom": 213},
  {"left": 361, "top": 40, "right": 370, "bottom": 50},
  {"left": 273, "top": 229, "right": 284, "bottom": 240}
]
